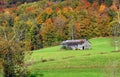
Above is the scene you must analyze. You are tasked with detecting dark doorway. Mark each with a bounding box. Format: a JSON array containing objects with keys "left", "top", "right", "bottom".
[{"left": 82, "top": 46, "right": 84, "bottom": 50}]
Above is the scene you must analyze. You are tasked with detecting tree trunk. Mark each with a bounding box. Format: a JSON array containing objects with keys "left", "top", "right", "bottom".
[
  {"left": 3, "top": 63, "right": 15, "bottom": 77},
  {"left": 2, "top": 52, "right": 15, "bottom": 77}
]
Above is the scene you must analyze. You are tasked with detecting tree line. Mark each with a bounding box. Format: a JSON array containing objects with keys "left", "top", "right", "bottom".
[{"left": 0, "top": 0, "right": 119, "bottom": 48}]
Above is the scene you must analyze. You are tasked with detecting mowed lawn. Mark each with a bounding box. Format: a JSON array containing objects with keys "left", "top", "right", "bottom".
[{"left": 27, "top": 37, "right": 120, "bottom": 77}]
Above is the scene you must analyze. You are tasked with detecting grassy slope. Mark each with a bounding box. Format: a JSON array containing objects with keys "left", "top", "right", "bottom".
[{"left": 27, "top": 37, "right": 120, "bottom": 77}]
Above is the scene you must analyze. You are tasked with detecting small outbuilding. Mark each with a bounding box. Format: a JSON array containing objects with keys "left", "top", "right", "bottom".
[{"left": 60, "top": 39, "right": 91, "bottom": 50}]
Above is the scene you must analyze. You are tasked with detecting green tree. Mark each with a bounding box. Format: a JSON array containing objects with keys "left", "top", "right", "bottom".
[{"left": 104, "top": 0, "right": 113, "bottom": 6}]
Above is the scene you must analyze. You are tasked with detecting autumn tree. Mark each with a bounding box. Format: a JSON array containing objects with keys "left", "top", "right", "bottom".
[
  {"left": 18, "top": 11, "right": 43, "bottom": 50},
  {"left": 0, "top": 11, "right": 31, "bottom": 77},
  {"left": 53, "top": 15, "right": 69, "bottom": 42},
  {"left": 40, "top": 18, "right": 57, "bottom": 46}
]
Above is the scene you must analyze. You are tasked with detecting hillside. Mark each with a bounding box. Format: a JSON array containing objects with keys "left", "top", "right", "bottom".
[{"left": 26, "top": 37, "right": 120, "bottom": 77}]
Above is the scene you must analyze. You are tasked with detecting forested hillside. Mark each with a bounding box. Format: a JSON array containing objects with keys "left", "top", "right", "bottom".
[{"left": 0, "top": 0, "right": 119, "bottom": 50}]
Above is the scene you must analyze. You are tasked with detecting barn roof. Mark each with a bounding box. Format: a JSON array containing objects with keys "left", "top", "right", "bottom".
[{"left": 61, "top": 39, "right": 87, "bottom": 45}]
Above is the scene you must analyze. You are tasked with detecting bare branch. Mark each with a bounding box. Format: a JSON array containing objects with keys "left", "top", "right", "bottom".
[
  {"left": 2, "top": 27, "right": 8, "bottom": 41},
  {"left": 10, "top": 28, "right": 16, "bottom": 42}
]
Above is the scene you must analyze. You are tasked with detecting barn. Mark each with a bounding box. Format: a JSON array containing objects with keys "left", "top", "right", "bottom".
[{"left": 60, "top": 39, "right": 91, "bottom": 50}]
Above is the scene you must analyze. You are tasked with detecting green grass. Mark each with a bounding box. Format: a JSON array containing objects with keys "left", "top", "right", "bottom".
[
  {"left": 30, "top": 69, "right": 104, "bottom": 77},
  {"left": 27, "top": 37, "right": 120, "bottom": 77}
]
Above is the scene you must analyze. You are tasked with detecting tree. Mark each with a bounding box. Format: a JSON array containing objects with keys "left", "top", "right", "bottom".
[
  {"left": 104, "top": 0, "right": 113, "bottom": 6},
  {"left": 0, "top": 12, "right": 31, "bottom": 77},
  {"left": 110, "top": 4, "right": 120, "bottom": 51},
  {"left": 40, "top": 18, "right": 57, "bottom": 46},
  {"left": 53, "top": 16, "right": 69, "bottom": 42},
  {"left": 111, "top": 24, "right": 120, "bottom": 51},
  {"left": 26, "top": 19, "right": 43, "bottom": 50}
]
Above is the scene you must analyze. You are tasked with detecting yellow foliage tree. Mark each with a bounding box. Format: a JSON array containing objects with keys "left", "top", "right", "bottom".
[
  {"left": 99, "top": 4, "right": 106, "bottom": 13},
  {"left": 45, "top": 7, "right": 53, "bottom": 15}
]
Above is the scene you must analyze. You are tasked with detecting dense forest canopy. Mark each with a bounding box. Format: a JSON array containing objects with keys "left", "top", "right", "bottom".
[
  {"left": 0, "top": 0, "right": 119, "bottom": 8},
  {"left": 0, "top": 0, "right": 119, "bottom": 49}
]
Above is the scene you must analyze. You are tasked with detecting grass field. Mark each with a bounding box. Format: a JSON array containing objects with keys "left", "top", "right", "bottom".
[{"left": 27, "top": 37, "right": 120, "bottom": 77}]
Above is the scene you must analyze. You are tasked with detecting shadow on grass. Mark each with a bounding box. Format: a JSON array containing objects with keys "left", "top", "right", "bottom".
[{"left": 29, "top": 73, "right": 44, "bottom": 77}]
